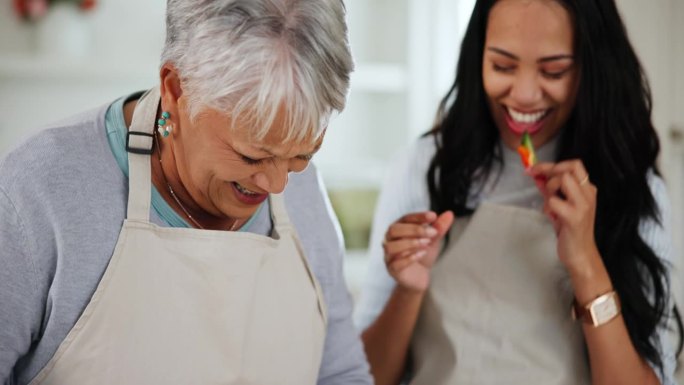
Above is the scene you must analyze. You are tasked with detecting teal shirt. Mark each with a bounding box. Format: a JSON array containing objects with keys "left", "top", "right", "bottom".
[{"left": 104, "top": 95, "right": 261, "bottom": 231}]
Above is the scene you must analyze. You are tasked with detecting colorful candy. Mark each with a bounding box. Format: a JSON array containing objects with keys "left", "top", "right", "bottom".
[{"left": 517, "top": 131, "right": 537, "bottom": 169}]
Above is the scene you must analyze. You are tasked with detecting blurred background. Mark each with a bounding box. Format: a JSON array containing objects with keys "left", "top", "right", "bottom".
[{"left": 1, "top": 0, "right": 683, "bottom": 308}]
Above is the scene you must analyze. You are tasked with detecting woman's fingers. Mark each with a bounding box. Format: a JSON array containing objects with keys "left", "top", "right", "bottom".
[
  {"left": 531, "top": 159, "right": 598, "bottom": 235},
  {"left": 529, "top": 161, "right": 554, "bottom": 176},
  {"left": 544, "top": 173, "right": 585, "bottom": 205},
  {"left": 559, "top": 172, "right": 589, "bottom": 206},
  {"left": 531, "top": 160, "right": 591, "bottom": 189},
  {"left": 383, "top": 237, "right": 431, "bottom": 261},
  {"left": 432, "top": 211, "right": 455, "bottom": 237},
  {"left": 543, "top": 176, "right": 597, "bottom": 231},
  {"left": 532, "top": 160, "right": 595, "bottom": 204},
  {"left": 397, "top": 211, "right": 438, "bottom": 225},
  {"left": 383, "top": 210, "right": 456, "bottom": 272},
  {"left": 531, "top": 159, "right": 585, "bottom": 178},
  {"left": 386, "top": 221, "right": 439, "bottom": 241},
  {"left": 383, "top": 210, "right": 452, "bottom": 254},
  {"left": 385, "top": 248, "right": 414, "bottom": 264},
  {"left": 388, "top": 250, "right": 428, "bottom": 274},
  {"left": 546, "top": 195, "right": 575, "bottom": 227}
]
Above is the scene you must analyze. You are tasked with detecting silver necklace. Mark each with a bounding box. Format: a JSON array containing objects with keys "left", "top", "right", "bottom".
[{"left": 154, "top": 133, "right": 239, "bottom": 231}]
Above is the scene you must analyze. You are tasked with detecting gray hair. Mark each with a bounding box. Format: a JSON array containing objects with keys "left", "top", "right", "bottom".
[{"left": 161, "top": 0, "right": 354, "bottom": 142}]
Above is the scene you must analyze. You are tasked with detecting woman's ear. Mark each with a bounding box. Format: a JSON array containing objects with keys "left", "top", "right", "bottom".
[{"left": 159, "top": 63, "right": 184, "bottom": 121}]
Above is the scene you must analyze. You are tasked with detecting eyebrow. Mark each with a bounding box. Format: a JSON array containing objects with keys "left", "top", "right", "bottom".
[
  {"left": 255, "top": 142, "right": 323, "bottom": 158},
  {"left": 487, "top": 47, "right": 574, "bottom": 63}
]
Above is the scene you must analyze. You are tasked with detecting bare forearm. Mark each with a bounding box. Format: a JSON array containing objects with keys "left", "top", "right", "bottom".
[
  {"left": 571, "top": 255, "right": 660, "bottom": 385},
  {"left": 361, "top": 286, "right": 424, "bottom": 385},
  {"left": 583, "top": 318, "right": 659, "bottom": 385}
]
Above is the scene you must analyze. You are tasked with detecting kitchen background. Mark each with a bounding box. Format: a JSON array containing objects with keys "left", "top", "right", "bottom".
[{"left": 1, "top": 0, "right": 683, "bottom": 369}]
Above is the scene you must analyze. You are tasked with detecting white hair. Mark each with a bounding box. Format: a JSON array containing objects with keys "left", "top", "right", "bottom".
[{"left": 161, "top": 0, "right": 354, "bottom": 142}]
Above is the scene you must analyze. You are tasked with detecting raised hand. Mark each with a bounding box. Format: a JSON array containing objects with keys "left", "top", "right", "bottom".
[
  {"left": 530, "top": 160, "right": 601, "bottom": 274},
  {"left": 382, "top": 210, "right": 454, "bottom": 292}
]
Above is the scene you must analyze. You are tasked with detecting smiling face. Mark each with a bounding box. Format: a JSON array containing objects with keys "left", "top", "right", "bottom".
[
  {"left": 482, "top": 0, "right": 579, "bottom": 150},
  {"left": 158, "top": 68, "right": 323, "bottom": 223},
  {"left": 174, "top": 104, "right": 322, "bottom": 220}
]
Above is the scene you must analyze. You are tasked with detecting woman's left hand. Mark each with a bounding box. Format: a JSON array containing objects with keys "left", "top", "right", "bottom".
[{"left": 530, "top": 160, "right": 601, "bottom": 273}]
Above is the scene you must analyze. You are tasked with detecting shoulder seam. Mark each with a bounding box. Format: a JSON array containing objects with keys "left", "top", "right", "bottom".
[{"left": 0, "top": 185, "right": 41, "bottom": 315}]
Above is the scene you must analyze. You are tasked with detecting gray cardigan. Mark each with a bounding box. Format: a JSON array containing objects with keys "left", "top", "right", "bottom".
[{"left": 0, "top": 103, "right": 372, "bottom": 385}]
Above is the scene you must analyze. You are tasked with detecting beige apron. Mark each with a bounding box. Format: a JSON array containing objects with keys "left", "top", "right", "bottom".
[
  {"left": 410, "top": 202, "right": 590, "bottom": 384},
  {"left": 29, "top": 87, "right": 327, "bottom": 385}
]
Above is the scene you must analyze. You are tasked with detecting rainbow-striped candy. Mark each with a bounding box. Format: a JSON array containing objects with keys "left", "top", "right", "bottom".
[{"left": 517, "top": 131, "right": 537, "bottom": 169}]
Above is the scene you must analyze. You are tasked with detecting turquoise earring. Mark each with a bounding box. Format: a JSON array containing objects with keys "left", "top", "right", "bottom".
[{"left": 157, "top": 111, "right": 173, "bottom": 137}]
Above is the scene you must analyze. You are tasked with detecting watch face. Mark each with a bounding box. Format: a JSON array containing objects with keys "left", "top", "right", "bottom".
[{"left": 590, "top": 294, "right": 619, "bottom": 326}]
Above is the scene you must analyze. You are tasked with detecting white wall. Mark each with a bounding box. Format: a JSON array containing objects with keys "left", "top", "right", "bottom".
[
  {"left": 617, "top": 0, "right": 684, "bottom": 304},
  {"left": 0, "top": 0, "right": 34, "bottom": 54},
  {"left": 0, "top": 0, "right": 164, "bottom": 153},
  {"left": 672, "top": 0, "right": 684, "bottom": 283},
  {"left": 617, "top": 1, "right": 684, "bottom": 378}
]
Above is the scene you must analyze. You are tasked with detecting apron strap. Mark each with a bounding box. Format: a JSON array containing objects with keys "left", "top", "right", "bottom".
[
  {"left": 268, "top": 193, "right": 292, "bottom": 232},
  {"left": 125, "top": 87, "right": 159, "bottom": 222},
  {"left": 268, "top": 192, "right": 328, "bottom": 324}
]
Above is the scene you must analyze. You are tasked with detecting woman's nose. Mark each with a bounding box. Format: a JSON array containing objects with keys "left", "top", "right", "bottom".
[
  {"left": 252, "top": 161, "right": 289, "bottom": 194},
  {"left": 510, "top": 72, "right": 542, "bottom": 106}
]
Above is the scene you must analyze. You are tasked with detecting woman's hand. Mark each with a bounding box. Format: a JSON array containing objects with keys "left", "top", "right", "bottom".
[
  {"left": 530, "top": 160, "right": 601, "bottom": 274},
  {"left": 382, "top": 211, "right": 454, "bottom": 293}
]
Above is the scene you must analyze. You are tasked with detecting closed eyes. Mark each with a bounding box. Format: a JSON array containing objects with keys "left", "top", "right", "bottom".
[{"left": 240, "top": 154, "right": 313, "bottom": 166}]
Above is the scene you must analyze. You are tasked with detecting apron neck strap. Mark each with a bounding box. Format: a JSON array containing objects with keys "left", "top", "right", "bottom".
[
  {"left": 125, "top": 87, "right": 160, "bottom": 222},
  {"left": 268, "top": 193, "right": 293, "bottom": 232}
]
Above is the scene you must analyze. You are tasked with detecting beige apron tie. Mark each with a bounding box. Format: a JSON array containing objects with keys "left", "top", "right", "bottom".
[
  {"left": 410, "top": 202, "right": 590, "bottom": 384},
  {"left": 29, "top": 87, "right": 327, "bottom": 385}
]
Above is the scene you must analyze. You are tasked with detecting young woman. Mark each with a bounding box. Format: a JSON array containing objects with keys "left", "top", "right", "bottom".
[{"left": 356, "top": 0, "right": 677, "bottom": 384}]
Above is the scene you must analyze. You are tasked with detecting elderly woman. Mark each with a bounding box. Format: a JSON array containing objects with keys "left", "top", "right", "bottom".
[{"left": 0, "top": 1, "right": 371, "bottom": 384}]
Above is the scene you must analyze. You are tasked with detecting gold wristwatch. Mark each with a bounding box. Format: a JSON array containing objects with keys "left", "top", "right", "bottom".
[{"left": 571, "top": 290, "right": 621, "bottom": 327}]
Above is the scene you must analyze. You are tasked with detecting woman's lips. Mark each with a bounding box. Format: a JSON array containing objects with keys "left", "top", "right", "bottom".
[
  {"left": 231, "top": 182, "right": 268, "bottom": 205},
  {"left": 504, "top": 107, "right": 550, "bottom": 136}
]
